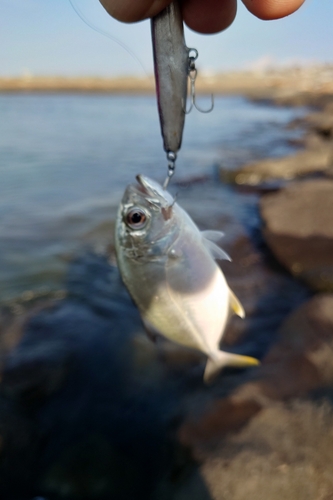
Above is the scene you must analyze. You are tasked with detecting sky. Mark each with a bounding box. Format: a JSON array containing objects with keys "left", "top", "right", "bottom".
[{"left": 1, "top": 0, "right": 333, "bottom": 77}]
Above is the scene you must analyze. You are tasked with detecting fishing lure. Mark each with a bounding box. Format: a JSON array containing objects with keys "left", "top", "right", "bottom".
[{"left": 151, "top": 0, "right": 213, "bottom": 188}]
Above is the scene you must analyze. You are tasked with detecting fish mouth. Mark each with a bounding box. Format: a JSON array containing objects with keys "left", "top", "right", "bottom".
[
  {"left": 135, "top": 175, "right": 174, "bottom": 207},
  {"left": 119, "top": 175, "right": 152, "bottom": 198},
  {"left": 122, "top": 176, "right": 148, "bottom": 201},
  {"left": 136, "top": 174, "right": 151, "bottom": 194}
]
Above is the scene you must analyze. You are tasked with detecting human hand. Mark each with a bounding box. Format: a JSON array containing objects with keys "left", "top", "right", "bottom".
[{"left": 99, "top": 0, "right": 306, "bottom": 34}]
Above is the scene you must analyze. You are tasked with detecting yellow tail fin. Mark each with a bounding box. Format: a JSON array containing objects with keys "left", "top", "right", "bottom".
[{"left": 204, "top": 350, "right": 259, "bottom": 384}]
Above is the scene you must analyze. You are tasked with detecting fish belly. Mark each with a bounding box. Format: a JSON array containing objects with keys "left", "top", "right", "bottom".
[{"left": 143, "top": 265, "right": 229, "bottom": 355}]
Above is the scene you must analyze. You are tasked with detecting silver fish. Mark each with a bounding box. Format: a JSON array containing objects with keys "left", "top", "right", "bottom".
[
  {"left": 115, "top": 175, "right": 259, "bottom": 382},
  {"left": 151, "top": 0, "right": 188, "bottom": 157}
]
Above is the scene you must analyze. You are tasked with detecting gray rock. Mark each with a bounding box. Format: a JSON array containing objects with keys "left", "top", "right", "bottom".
[
  {"left": 220, "top": 95, "right": 333, "bottom": 187},
  {"left": 221, "top": 147, "right": 333, "bottom": 186},
  {"left": 260, "top": 179, "right": 333, "bottom": 291},
  {"left": 294, "top": 102, "right": 333, "bottom": 140},
  {"left": 273, "top": 293, "right": 333, "bottom": 386},
  {"left": 198, "top": 400, "right": 333, "bottom": 500},
  {"left": 305, "top": 112, "right": 333, "bottom": 139},
  {"left": 179, "top": 294, "right": 333, "bottom": 459}
]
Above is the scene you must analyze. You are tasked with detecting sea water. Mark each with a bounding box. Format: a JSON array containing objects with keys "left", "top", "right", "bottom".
[{"left": 0, "top": 94, "right": 305, "bottom": 302}]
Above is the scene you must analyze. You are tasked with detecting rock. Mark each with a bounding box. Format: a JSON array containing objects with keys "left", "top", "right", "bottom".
[
  {"left": 179, "top": 294, "right": 333, "bottom": 456},
  {"left": 221, "top": 147, "right": 333, "bottom": 186},
  {"left": 250, "top": 90, "right": 333, "bottom": 110},
  {"left": 296, "top": 104, "right": 333, "bottom": 140},
  {"left": 220, "top": 94, "right": 333, "bottom": 189},
  {"left": 306, "top": 112, "right": 333, "bottom": 139},
  {"left": 218, "top": 233, "right": 310, "bottom": 357},
  {"left": 260, "top": 179, "right": 333, "bottom": 291},
  {"left": 268, "top": 293, "right": 333, "bottom": 385},
  {"left": 200, "top": 400, "right": 333, "bottom": 500}
]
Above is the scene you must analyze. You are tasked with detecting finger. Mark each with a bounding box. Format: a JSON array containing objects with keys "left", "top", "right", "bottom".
[
  {"left": 181, "top": 0, "right": 237, "bottom": 34},
  {"left": 99, "top": 0, "right": 172, "bottom": 23},
  {"left": 241, "top": 0, "right": 306, "bottom": 20}
]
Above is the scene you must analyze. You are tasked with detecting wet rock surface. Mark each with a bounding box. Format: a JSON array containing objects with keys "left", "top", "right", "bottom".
[
  {"left": 179, "top": 294, "right": 333, "bottom": 498},
  {"left": 220, "top": 93, "right": 333, "bottom": 295},
  {"left": 260, "top": 179, "right": 333, "bottom": 292},
  {"left": 179, "top": 293, "right": 333, "bottom": 443},
  {"left": 221, "top": 95, "right": 333, "bottom": 186},
  {"left": 221, "top": 147, "right": 333, "bottom": 186},
  {"left": 199, "top": 399, "right": 333, "bottom": 500}
]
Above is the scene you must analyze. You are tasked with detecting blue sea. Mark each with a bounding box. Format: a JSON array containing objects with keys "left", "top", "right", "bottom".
[{"left": 0, "top": 94, "right": 305, "bottom": 303}]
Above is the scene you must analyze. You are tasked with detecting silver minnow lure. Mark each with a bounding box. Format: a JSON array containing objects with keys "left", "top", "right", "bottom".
[
  {"left": 115, "top": 175, "right": 259, "bottom": 383},
  {"left": 151, "top": 1, "right": 188, "bottom": 158}
]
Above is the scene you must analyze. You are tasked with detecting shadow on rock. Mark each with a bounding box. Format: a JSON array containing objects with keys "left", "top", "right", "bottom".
[{"left": 0, "top": 253, "right": 212, "bottom": 500}]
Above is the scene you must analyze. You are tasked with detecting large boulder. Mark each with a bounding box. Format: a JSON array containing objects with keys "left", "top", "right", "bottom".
[
  {"left": 198, "top": 400, "right": 333, "bottom": 500},
  {"left": 260, "top": 179, "right": 333, "bottom": 291}
]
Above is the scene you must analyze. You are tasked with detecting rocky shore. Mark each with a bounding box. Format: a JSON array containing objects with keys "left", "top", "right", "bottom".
[
  {"left": 0, "top": 75, "right": 155, "bottom": 94},
  {"left": 1, "top": 64, "right": 333, "bottom": 98},
  {"left": 220, "top": 85, "right": 333, "bottom": 293},
  {"left": 1, "top": 67, "right": 333, "bottom": 499}
]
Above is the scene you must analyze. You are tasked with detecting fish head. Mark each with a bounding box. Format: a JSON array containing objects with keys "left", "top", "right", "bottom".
[{"left": 115, "top": 175, "right": 178, "bottom": 259}]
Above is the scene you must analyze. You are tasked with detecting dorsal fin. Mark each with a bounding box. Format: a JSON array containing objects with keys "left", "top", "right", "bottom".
[
  {"left": 201, "top": 230, "right": 225, "bottom": 241},
  {"left": 202, "top": 231, "right": 231, "bottom": 261},
  {"left": 203, "top": 239, "right": 231, "bottom": 261},
  {"left": 229, "top": 289, "right": 245, "bottom": 318}
]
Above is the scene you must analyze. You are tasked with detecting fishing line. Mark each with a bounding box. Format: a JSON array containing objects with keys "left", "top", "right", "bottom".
[{"left": 68, "top": 0, "right": 149, "bottom": 77}]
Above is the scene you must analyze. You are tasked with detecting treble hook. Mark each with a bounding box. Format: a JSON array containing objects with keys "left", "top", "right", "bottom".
[{"left": 184, "top": 48, "right": 214, "bottom": 114}]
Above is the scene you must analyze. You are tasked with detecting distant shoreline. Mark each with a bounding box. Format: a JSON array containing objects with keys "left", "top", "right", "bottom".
[
  {"left": 1, "top": 66, "right": 333, "bottom": 102},
  {"left": 0, "top": 76, "right": 155, "bottom": 94}
]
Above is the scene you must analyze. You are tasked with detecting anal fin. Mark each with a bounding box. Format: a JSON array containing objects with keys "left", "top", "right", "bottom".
[
  {"left": 229, "top": 288, "right": 245, "bottom": 318},
  {"left": 142, "top": 317, "right": 160, "bottom": 344}
]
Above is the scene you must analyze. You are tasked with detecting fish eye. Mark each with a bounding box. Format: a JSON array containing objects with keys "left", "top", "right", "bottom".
[{"left": 125, "top": 207, "right": 148, "bottom": 230}]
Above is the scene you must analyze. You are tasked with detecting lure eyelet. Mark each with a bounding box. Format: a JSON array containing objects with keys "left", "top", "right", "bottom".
[{"left": 125, "top": 207, "right": 148, "bottom": 230}]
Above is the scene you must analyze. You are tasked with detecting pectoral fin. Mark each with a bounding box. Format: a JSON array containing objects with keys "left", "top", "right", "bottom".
[
  {"left": 229, "top": 289, "right": 245, "bottom": 318},
  {"left": 204, "top": 351, "right": 260, "bottom": 384}
]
